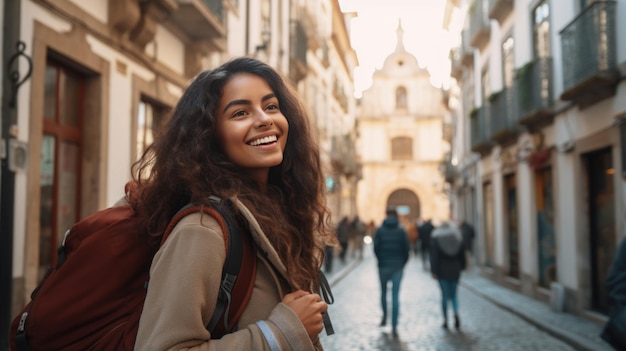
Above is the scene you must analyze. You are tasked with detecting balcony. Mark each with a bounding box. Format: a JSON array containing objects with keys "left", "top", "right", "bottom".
[
  {"left": 289, "top": 20, "right": 308, "bottom": 83},
  {"left": 489, "top": 88, "right": 520, "bottom": 145},
  {"left": 488, "top": 0, "right": 513, "bottom": 24},
  {"left": 470, "top": 106, "right": 493, "bottom": 156},
  {"left": 169, "top": 0, "right": 226, "bottom": 50},
  {"left": 469, "top": 0, "right": 491, "bottom": 50},
  {"left": 514, "top": 57, "right": 555, "bottom": 129},
  {"left": 451, "top": 32, "right": 474, "bottom": 80},
  {"left": 560, "top": 1, "right": 619, "bottom": 109},
  {"left": 441, "top": 153, "right": 456, "bottom": 184},
  {"left": 331, "top": 134, "right": 361, "bottom": 178}
]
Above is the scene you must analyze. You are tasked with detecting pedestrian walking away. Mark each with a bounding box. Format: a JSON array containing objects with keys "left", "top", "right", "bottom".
[
  {"left": 337, "top": 217, "right": 350, "bottom": 263},
  {"left": 418, "top": 219, "right": 434, "bottom": 270},
  {"left": 430, "top": 221, "right": 466, "bottom": 331},
  {"left": 128, "top": 57, "right": 336, "bottom": 350},
  {"left": 373, "top": 207, "right": 411, "bottom": 337}
]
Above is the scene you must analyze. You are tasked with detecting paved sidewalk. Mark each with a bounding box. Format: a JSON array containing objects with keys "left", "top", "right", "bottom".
[
  {"left": 460, "top": 270, "right": 613, "bottom": 351},
  {"left": 326, "top": 250, "right": 614, "bottom": 351}
]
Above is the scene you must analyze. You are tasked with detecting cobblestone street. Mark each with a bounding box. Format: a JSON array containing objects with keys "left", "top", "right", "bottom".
[{"left": 319, "top": 245, "right": 600, "bottom": 351}]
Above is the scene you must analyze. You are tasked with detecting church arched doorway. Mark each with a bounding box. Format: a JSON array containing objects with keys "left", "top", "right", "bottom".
[{"left": 386, "top": 188, "right": 420, "bottom": 222}]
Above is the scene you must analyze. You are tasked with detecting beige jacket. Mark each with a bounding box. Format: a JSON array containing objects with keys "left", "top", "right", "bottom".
[{"left": 134, "top": 199, "right": 322, "bottom": 350}]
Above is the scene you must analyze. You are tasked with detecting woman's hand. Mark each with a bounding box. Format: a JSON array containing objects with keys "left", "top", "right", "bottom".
[{"left": 282, "top": 290, "right": 328, "bottom": 340}]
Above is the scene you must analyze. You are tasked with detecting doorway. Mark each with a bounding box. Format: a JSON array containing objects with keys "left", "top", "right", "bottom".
[{"left": 585, "top": 147, "right": 616, "bottom": 313}]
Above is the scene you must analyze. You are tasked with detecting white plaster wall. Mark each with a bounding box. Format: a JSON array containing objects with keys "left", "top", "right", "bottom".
[
  {"left": 227, "top": 3, "right": 246, "bottom": 57},
  {"left": 69, "top": 0, "right": 107, "bottom": 23},
  {"left": 146, "top": 25, "right": 184, "bottom": 76}
]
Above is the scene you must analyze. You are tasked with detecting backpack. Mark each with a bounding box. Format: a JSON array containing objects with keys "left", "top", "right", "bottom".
[{"left": 10, "top": 196, "right": 257, "bottom": 351}]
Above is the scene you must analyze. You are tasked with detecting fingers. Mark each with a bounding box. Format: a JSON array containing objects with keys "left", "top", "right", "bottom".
[
  {"left": 281, "top": 289, "right": 309, "bottom": 304},
  {"left": 281, "top": 292, "right": 329, "bottom": 340}
]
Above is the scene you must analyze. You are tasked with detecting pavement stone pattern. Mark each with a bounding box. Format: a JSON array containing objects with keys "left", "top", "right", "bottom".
[{"left": 319, "top": 245, "right": 613, "bottom": 351}]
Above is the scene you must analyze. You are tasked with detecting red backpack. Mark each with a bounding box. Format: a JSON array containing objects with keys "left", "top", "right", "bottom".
[{"left": 10, "top": 196, "right": 257, "bottom": 351}]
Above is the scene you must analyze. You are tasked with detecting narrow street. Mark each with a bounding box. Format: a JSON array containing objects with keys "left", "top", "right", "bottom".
[{"left": 320, "top": 245, "right": 586, "bottom": 351}]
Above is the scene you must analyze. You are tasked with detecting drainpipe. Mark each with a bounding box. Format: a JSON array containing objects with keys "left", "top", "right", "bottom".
[{"left": 1, "top": 0, "right": 21, "bottom": 349}]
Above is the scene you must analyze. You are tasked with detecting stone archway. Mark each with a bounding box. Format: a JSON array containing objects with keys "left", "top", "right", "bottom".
[{"left": 386, "top": 188, "right": 420, "bottom": 222}]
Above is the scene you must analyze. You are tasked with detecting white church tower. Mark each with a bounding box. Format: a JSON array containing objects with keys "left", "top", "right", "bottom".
[{"left": 356, "top": 21, "right": 450, "bottom": 225}]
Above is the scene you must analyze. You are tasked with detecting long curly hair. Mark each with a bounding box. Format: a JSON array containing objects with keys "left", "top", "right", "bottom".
[{"left": 129, "top": 57, "right": 335, "bottom": 291}]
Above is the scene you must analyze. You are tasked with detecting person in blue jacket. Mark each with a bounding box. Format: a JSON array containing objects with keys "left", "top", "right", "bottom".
[{"left": 373, "top": 207, "right": 411, "bottom": 337}]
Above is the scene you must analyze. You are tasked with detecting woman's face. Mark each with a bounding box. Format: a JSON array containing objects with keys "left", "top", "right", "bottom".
[{"left": 216, "top": 73, "right": 289, "bottom": 184}]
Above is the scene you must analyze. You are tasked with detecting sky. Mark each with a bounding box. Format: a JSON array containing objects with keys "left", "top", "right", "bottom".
[{"left": 339, "top": 0, "right": 456, "bottom": 98}]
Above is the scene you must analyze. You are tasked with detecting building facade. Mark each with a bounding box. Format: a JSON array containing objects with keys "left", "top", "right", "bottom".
[
  {"left": 444, "top": 0, "right": 626, "bottom": 320},
  {"left": 356, "top": 23, "right": 450, "bottom": 226},
  {"left": 0, "top": 0, "right": 358, "bottom": 343}
]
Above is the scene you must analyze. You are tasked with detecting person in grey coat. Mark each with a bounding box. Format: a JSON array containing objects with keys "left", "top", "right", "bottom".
[
  {"left": 430, "top": 221, "right": 466, "bottom": 330},
  {"left": 373, "top": 207, "right": 411, "bottom": 337}
]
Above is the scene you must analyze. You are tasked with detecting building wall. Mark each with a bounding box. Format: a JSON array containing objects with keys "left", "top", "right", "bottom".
[{"left": 445, "top": 0, "right": 626, "bottom": 316}]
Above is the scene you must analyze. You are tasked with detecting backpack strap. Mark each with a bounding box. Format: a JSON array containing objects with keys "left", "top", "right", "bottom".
[{"left": 161, "top": 196, "right": 257, "bottom": 338}]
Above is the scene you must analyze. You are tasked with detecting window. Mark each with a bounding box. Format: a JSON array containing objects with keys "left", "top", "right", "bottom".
[
  {"left": 136, "top": 98, "right": 170, "bottom": 159},
  {"left": 40, "top": 61, "right": 85, "bottom": 279},
  {"left": 502, "top": 35, "right": 515, "bottom": 88},
  {"left": 395, "top": 86, "right": 407, "bottom": 109},
  {"left": 391, "top": 137, "right": 413, "bottom": 161},
  {"left": 533, "top": 1, "right": 551, "bottom": 58}
]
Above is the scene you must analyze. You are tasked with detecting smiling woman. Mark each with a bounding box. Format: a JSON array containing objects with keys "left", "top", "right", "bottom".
[{"left": 129, "top": 57, "right": 338, "bottom": 350}]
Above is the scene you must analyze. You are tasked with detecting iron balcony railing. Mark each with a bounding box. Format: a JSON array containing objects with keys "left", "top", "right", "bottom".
[
  {"left": 470, "top": 105, "right": 492, "bottom": 153},
  {"left": 202, "top": 0, "right": 223, "bottom": 21},
  {"left": 560, "top": 1, "right": 617, "bottom": 91},
  {"left": 489, "top": 87, "right": 519, "bottom": 140},
  {"left": 514, "top": 57, "right": 553, "bottom": 123}
]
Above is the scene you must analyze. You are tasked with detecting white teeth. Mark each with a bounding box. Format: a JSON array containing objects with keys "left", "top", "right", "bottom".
[{"left": 249, "top": 135, "right": 277, "bottom": 146}]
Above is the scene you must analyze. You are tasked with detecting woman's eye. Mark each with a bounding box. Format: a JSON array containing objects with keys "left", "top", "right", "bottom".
[
  {"left": 266, "top": 104, "right": 279, "bottom": 111},
  {"left": 233, "top": 110, "right": 247, "bottom": 117}
]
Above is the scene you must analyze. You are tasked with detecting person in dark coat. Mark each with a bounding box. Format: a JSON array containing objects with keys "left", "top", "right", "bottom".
[
  {"left": 336, "top": 216, "right": 350, "bottom": 263},
  {"left": 601, "top": 236, "right": 626, "bottom": 350},
  {"left": 373, "top": 207, "right": 411, "bottom": 337},
  {"left": 459, "top": 220, "right": 475, "bottom": 254},
  {"left": 430, "top": 221, "right": 466, "bottom": 330},
  {"left": 459, "top": 220, "right": 476, "bottom": 268},
  {"left": 418, "top": 219, "right": 434, "bottom": 270}
]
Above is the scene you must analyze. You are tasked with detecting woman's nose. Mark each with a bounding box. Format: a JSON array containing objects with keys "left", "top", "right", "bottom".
[{"left": 256, "top": 110, "right": 273, "bottom": 127}]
